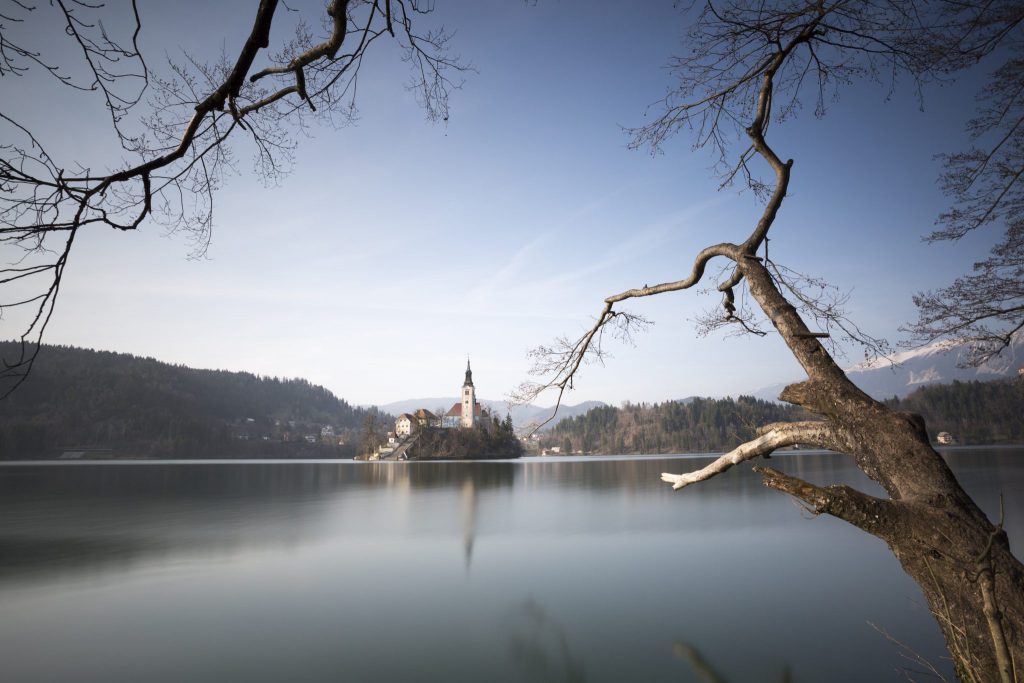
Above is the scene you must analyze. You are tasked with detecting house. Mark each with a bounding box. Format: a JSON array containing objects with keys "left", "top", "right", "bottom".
[
  {"left": 396, "top": 413, "right": 416, "bottom": 437},
  {"left": 413, "top": 408, "right": 439, "bottom": 428},
  {"left": 395, "top": 409, "right": 440, "bottom": 437}
]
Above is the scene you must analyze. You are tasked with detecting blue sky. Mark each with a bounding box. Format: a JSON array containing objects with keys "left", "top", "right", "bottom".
[{"left": 1, "top": 1, "right": 1000, "bottom": 406}]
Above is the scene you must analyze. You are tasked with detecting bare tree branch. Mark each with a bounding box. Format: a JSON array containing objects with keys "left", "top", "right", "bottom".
[
  {"left": 660, "top": 420, "right": 841, "bottom": 490},
  {"left": 753, "top": 465, "right": 902, "bottom": 539},
  {"left": 905, "top": 3, "right": 1024, "bottom": 361},
  {"left": 520, "top": 2, "right": 1024, "bottom": 677},
  {"left": 0, "top": 0, "right": 466, "bottom": 396}
]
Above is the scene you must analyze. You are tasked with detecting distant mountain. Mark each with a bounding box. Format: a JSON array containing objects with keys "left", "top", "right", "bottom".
[
  {"left": 373, "top": 397, "right": 607, "bottom": 431},
  {"left": 754, "top": 335, "right": 1024, "bottom": 401},
  {"left": 505, "top": 400, "right": 608, "bottom": 431},
  {"left": 0, "top": 343, "right": 374, "bottom": 459}
]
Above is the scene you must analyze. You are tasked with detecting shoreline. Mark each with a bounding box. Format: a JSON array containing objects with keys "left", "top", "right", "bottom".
[{"left": 3, "top": 444, "right": 1022, "bottom": 465}]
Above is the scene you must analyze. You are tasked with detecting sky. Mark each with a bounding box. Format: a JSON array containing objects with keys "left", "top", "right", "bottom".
[{"left": 0, "top": 0, "right": 1003, "bottom": 407}]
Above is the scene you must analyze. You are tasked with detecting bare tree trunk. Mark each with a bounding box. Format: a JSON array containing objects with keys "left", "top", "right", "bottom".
[
  {"left": 739, "top": 255, "right": 1024, "bottom": 682},
  {"left": 520, "top": 6, "right": 1024, "bottom": 679},
  {"left": 533, "top": 232, "right": 1024, "bottom": 680}
]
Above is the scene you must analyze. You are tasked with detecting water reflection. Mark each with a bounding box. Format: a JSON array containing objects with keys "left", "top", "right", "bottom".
[
  {"left": 463, "top": 477, "right": 477, "bottom": 571},
  {"left": 0, "top": 464, "right": 350, "bottom": 584},
  {"left": 0, "top": 450, "right": 1020, "bottom": 682},
  {"left": 940, "top": 448, "right": 1024, "bottom": 546},
  {"left": 4, "top": 451, "right": 1020, "bottom": 584},
  {"left": 673, "top": 642, "right": 794, "bottom": 683},
  {"left": 360, "top": 460, "right": 516, "bottom": 490},
  {"left": 507, "top": 599, "right": 587, "bottom": 683}
]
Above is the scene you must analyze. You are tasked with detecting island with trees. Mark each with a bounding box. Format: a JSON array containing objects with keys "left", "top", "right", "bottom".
[{"left": 358, "top": 359, "right": 523, "bottom": 460}]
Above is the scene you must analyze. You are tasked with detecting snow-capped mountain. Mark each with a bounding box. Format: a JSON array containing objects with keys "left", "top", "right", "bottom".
[{"left": 755, "top": 334, "right": 1023, "bottom": 401}]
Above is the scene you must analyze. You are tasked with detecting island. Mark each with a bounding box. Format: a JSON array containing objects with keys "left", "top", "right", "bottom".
[{"left": 359, "top": 359, "right": 522, "bottom": 460}]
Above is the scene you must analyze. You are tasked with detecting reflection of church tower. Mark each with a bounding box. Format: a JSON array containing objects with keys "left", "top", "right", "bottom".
[
  {"left": 461, "top": 358, "right": 476, "bottom": 428},
  {"left": 462, "top": 477, "right": 477, "bottom": 572}
]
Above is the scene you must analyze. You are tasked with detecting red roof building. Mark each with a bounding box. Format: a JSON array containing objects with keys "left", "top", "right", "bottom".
[{"left": 445, "top": 402, "right": 482, "bottom": 418}]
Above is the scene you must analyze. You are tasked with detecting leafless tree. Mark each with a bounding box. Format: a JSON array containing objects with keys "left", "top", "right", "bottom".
[
  {"left": 907, "top": 27, "right": 1024, "bottom": 362},
  {"left": 0, "top": 0, "right": 463, "bottom": 397},
  {"left": 518, "top": 2, "right": 1023, "bottom": 680}
]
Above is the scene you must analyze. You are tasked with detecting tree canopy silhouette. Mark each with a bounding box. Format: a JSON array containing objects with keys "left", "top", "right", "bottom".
[{"left": 0, "top": 0, "right": 464, "bottom": 397}]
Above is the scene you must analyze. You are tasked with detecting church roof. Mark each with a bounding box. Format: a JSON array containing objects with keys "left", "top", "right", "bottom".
[{"left": 446, "top": 401, "right": 482, "bottom": 417}]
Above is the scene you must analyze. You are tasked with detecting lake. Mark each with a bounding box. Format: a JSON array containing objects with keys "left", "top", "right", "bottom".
[{"left": 1, "top": 448, "right": 1021, "bottom": 682}]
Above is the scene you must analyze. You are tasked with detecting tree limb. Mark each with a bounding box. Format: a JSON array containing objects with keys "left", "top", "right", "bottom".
[
  {"left": 0, "top": 0, "right": 464, "bottom": 394},
  {"left": 660, "top": 420, "right": 842, "bottom": 490},
  {"left": 753, "top": 465, "right": 902, "bottom": 539}
]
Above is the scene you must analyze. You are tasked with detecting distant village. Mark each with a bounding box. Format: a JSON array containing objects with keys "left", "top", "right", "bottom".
[{"left": 229, "top": 416, "right": 349, "bottom": 447}]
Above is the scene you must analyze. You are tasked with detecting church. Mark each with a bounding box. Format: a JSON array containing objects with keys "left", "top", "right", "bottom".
[
  {"left": 374, "top": 358, "right": 518, "bottom": 461},
  {"left": 392, "top": 360, "right": 488, "bottom": 439},
  {"left": 442, "top": 359, "right": 484, "bottom": 428}
]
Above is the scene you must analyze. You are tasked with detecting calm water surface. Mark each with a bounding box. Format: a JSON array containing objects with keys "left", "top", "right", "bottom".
[{"left": 1, "top": 448, "right": 1021, "bottom": 682}]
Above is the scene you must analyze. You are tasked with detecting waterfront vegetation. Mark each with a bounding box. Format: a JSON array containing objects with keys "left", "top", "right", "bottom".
[
  {"left": 0, "top": 343, "right": 375, "bottom": 459},
  {"left": 547, "top": 378, "right": 1024, "bottom": 455},
  {"left": 412, "top": 417, "right": 523, "bottom": 460},
  {"left": 2, "top": 343, "right": 1019, "bottom": 461}
]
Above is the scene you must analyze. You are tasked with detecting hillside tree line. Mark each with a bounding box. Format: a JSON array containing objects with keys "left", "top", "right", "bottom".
[
  {"left": 549, "top": 380, "right": 1024, "bottom": 455},
  {"left": 0, "top": 343, "right": 380, "bottom": 458}
]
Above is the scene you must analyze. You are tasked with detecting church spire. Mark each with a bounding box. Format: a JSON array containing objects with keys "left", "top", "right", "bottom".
[{"left": 460, "top": 358, "right": 476, "bottom": 428}]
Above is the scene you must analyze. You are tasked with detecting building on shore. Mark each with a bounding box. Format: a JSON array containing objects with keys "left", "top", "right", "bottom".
[
  {"left": 413, "top": 408, "right": 440, "bottom": 428},
  {"left": 396, "top": 414, "right": 416, "bottom": 437}
]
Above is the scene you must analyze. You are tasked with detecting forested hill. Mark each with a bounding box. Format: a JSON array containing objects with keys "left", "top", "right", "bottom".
[
  {"left": 547, "top": 396, "right": 811, "bottom": 455},
  {"left": 884, "top": 378, "right": 1024, "bottom": 445},
  {"left": 0, "top": 343, "right": 377, "bottom": 459},
  {"left": 548, "top": 378, "right": 1024, "bottom": 455}
]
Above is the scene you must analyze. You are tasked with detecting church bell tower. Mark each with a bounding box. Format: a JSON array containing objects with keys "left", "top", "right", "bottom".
[{"left": 460, "top": 358, "right": 476, "bottom": 428}]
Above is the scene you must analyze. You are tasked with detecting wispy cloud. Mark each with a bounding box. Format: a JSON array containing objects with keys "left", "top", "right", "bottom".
[
  {"left": 478, "top": 195, "right": 727, "bottom": 306},
  {"left": 465, "top": 180, "right": 646, "bottom": 304}
]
